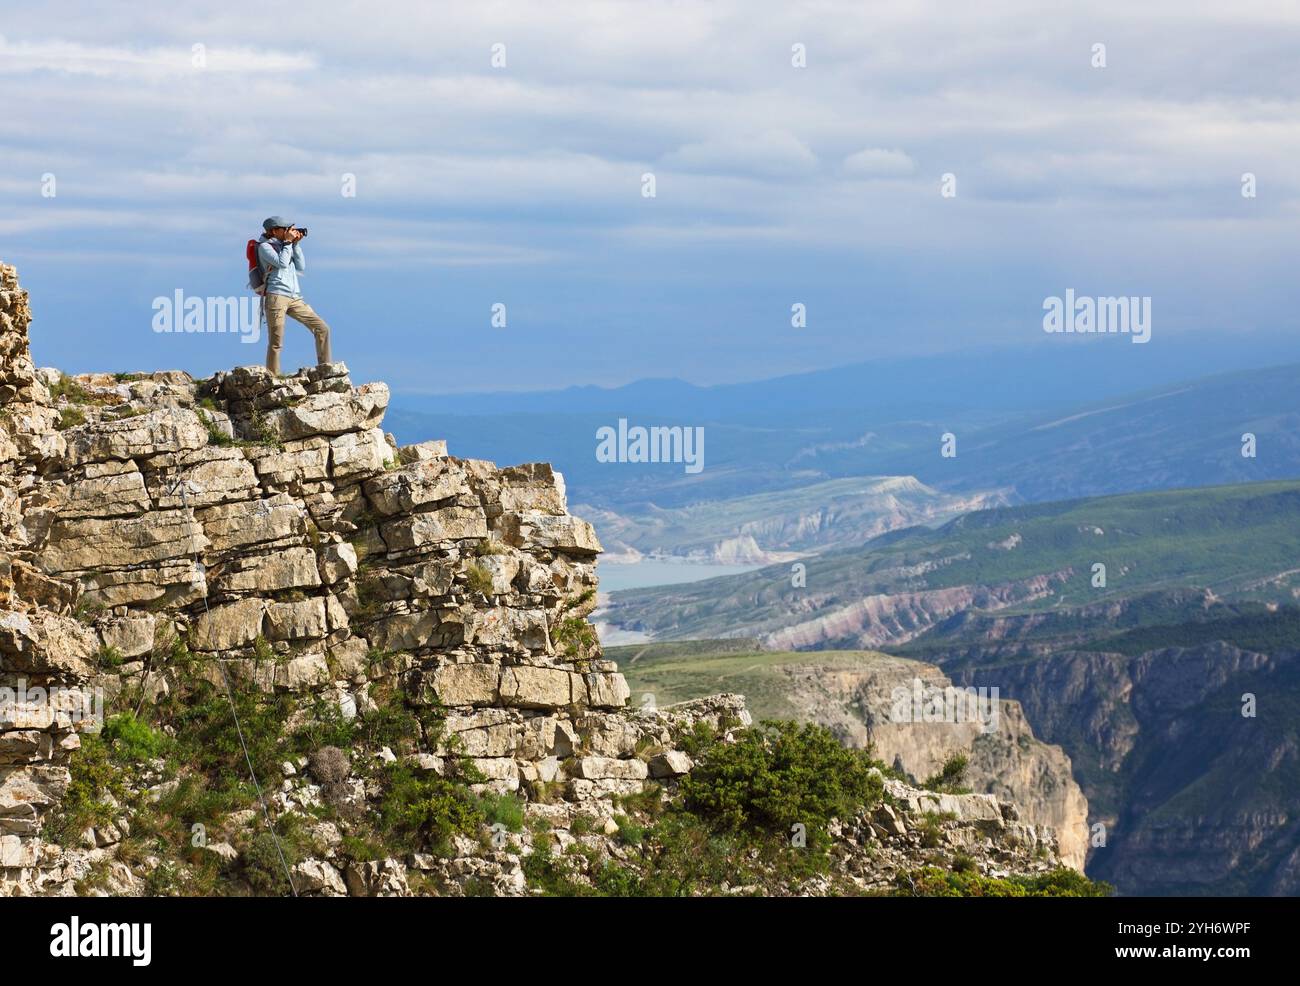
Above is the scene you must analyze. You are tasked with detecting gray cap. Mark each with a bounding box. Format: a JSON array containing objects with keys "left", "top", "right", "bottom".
[{"left": 263, "top": 216, "right": 293, "bottom": 231}]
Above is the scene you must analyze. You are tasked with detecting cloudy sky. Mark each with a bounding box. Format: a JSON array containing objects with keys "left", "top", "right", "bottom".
[{"left": 3, "top": 1, "right": 1299, "bottom": 390}]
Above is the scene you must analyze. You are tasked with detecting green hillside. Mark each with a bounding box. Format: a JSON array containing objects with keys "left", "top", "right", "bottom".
[
  {"left": 601, "top": 479, "right": 1300, "bottom": 645},
  {"left": 610, "top": 639, "right": 891, "bottom": 720}
]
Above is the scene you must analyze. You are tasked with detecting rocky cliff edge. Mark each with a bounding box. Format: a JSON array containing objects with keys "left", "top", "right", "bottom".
[{"left": 0, "top": 263, "right": 1078, "bottom": 896}]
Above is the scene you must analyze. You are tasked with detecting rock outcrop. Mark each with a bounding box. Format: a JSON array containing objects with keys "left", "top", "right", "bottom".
[
  {"left": 771, "top": 653, "right": 1089, "bottom": 871},
  {"left": 0, "top": 264, "right": 1077, "bottom": 896},
  {"left": 956, "top": 639, "right": 1300, "bottom": 895}
]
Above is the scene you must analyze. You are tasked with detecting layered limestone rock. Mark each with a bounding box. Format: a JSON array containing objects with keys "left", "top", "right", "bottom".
[
  {"left": 773, "top": 653, "right": 1089, "bottom": 871},
  {"left": 0, "top": 263, "right": 1073, "bottom": 895}
]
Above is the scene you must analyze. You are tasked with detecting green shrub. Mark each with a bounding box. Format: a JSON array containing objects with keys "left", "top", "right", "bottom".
[
  {"left": 896, "top": 865, "right": 1113, "bottom": 897},
  {"left": 195, "top": 409, "right": 233, "bottom": 447},
  {"left": 675, "top": 720, "right": 719, "bottom": 758},
  {"left": 49, "top": 373, "right": 93, "bottom": 403},
  {"left": 917, "top": 810, "right": 956, "bottom": 848},
  {"left": 102, "top": 712, "right": 168, "bottom": 762},
  {"left": 951, "top": 852, "right": 978, "bottom": 874},
  {"left": 378, "top": 762, "right": 485, "bottom": 853},
  {"left": 681, "top": 720, "right": 884, "bottom": 840},
  {"left": 96, "top": 645, "right": 125, "bottom": 670},
  {"left": 551, "top": 589, "right": 599, "bottom": 660},
  {"left": 56, "top": 406, "right": 86, "bottom": 430},
  {"left": 465, "top": 563, "right": 495, "bottom": 596},
  {"left": 143, "top": 861, "right": 183, "bottom": 896},
  {"left": 355, "top": 694, "right": 426, "bottom": 755},
  {"left": 248, "top": 407, "right": 282, "bottom": 449},
  {"left": 522, "top": 839, "right": 591, "bottom": 896},
  {"left": 341, "top": 834, "right": 383, "bottom": 862},
  {"left": 353, "top": 575, "right": 383, "bottom": 621},
  {"left": 597, "top": 811, "right": 777, "bottom": 897},
  {"left": 614, "top": 814, "right": 644, "bottom": 846},
  {"left": 159, "top": 632, "right": 199, "bottom": 677},
  {"left": 44, "top": 733, "right": 127, "bottom": 846},
  {"left": 534, "top": 721, "right": 892, "bottom": 896},
  {"left": 241, "top": 829, "right": 298, "bottom": 896},
  {"left": 479, "top": 792, "right": 525, "bottom": 833},
  {"left": 291, "top": 695, "right": 358, "bottom": 752},
  {"left": 923, "top": 752, "right": 971, "bottom": 794},
  {"left": 166, "top": 682, "right": 293, "bottom": 801}
]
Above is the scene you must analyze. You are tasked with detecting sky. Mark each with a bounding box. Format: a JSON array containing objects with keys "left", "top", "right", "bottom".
[{"left": 2, "top": 0, "right": 1299, "bottom": 391}]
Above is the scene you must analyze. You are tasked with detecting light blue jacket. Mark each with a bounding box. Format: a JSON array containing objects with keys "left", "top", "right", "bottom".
[{"left": 257, "top": 235, "right": 306, "bottom": 299}]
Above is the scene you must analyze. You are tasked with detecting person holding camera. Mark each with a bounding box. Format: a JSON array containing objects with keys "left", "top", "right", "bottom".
[{"left": 256, "top": 216, "right": 332, "bottom": 374}]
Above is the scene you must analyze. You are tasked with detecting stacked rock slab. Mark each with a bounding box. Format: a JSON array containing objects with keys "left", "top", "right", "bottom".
[{"left": 0, "top": 262, "right": 1070, "bottom": 895}]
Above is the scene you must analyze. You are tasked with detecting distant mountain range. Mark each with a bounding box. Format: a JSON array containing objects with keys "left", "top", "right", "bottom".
[
  {"left": 598, "top": 478, "right": 1300, "bottom": 645},
  {"left": 388, "top": 351, "right": 1300, "bottom": 538},
  {"left": 393, "top": 337, "right": 1300, "bottom": 420},
  {"left": 898, "top": 362, "right": 1300, "bottom": 501},
  {"left": 579, "top": 476, "right": 1007, "bottom": 564}
]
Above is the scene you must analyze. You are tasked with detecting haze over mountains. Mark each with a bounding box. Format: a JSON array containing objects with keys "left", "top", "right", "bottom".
[{"left": 389, "top": 344, "right": 1300, "bottom": 564}]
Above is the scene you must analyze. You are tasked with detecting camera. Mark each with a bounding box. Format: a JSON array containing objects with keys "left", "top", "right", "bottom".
[{"left": 295, "top": 227, "right": 309, "bottom": 237}]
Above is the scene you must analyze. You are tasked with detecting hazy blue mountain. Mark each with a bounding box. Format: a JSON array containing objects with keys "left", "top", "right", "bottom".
[
  {"left": 389, "top": 354, "right": 1300, "bottom": 515},
  {"left": 394, "top": 337, "right": 1300, "bottom": 419},
  {"left": 893, "top": 362, "right": 1300, "bottom": 501}
]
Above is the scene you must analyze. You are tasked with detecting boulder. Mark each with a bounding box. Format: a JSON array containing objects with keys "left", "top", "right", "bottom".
[
  {"left": 430, "top": 664, "right": 500, "bottom": 707},
  {"left": 266, "top": 598, "right": 328, "bottom": 642},
  {"left": 364, "top": 458, "right": 472, "bottom": 516},
  {"left": 317, "top": 542, "right": 357, "bottom": 585},
  {"left": 293, "top": 858, "right": 348, "bottom": 896},
  {"left": 191, "top": 598, "right": 265, "bottom": 651},
  {"left": 648, "top": 750, "right": 693, "bottom": 778},
  {"left": 42, "top": 510, "right": 208, "bottom": 572},
  {"left": 345, "top": 858, "right": 411, "bottom": 897},
  {"left": 499, "top": 666, "right": 574, "bottom": 710},
  {"left": 62, "top": 407, "right": 208, "bottom": 465}
]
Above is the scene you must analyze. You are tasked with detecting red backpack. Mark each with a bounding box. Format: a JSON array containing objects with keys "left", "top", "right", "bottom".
[{"left": 246, "top": 239, "right": 266, "bottom": 295}]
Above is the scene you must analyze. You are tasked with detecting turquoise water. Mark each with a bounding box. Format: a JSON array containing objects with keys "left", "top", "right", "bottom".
[{"left": 597, "top": 559, "right": 762, "bottom": 593}]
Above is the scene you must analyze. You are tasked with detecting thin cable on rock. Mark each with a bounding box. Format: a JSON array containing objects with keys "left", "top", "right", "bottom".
[{"left": 171, "top": 476, "right": 298, "bottom": 896}]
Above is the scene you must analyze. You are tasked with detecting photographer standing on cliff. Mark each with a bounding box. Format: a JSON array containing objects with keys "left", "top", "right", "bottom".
[{"left": 256, "top": 216, "right": 332, "bottom": 374}]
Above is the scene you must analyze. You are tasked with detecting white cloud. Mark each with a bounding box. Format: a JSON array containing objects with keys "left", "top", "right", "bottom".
[
  {"left": 842, "top": 148, "right": 916, "bottom": 177},
  {"left": 661, "top": 131, "right": 818, "bottom": 178},
  {"left": 3, "top": 2, "right": 1300, "bottom": 270},
  {"left": 0, "top": 33, "right": 313, "bottom": 78}
]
